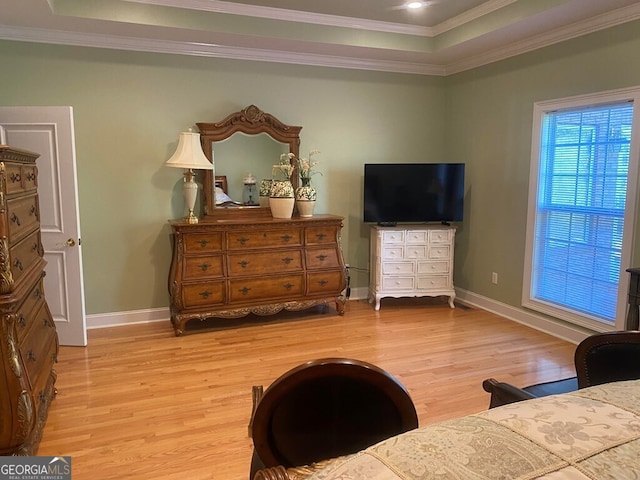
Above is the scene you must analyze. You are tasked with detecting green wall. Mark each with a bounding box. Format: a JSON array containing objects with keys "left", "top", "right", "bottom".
[
  {"left": 0, "top": 40, "right": 445, "bottom": 315},
  {"left": 1, "top": 18, "right": 640, "bottom": 318},
  {"left": 447, "top": 19, "right": 640, "bottom": 305}
]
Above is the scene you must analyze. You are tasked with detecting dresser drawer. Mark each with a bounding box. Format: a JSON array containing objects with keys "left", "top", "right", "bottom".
[
  {"left": 404, "top": 246, "right": 427, "bottom": 259},
  {"left": 182, "top": 281, "right": 225, "bottom": 308},
  {"left": 15, "top": 278, "right": 46, "bottom": 343},
  {"left": 6, "top": 193, "right": 39, "bottom": 244},
  {"left": 305, "top": 247, "right": 342, "bottom": 270},
  {"left": 10, "top": 230, "right": 41, "bottom": 284},
  {"left": 3, "top": 162, "right": 38, "bottom": 195},
  {"left": 229, "top": 274, "right": 304, "bottom": 303},
  {"left": 429, "top": 230, "right": 452, "bottom": 244},
  {"left": 382, "top": 231, "right": 404, "bottom": 244},
  {"left": 382, "top": 261, "right": 414, "bottom": 275},
  {"left": 305, "top": 226, "right": 339, "bottom": 245},
  {"left": 381, "top": 276, "right": 414, "bottom": 290},
  {"left": 227, "top": 228, "right": 302, "bottom": 250},
  {"left": 417, "top": 261, "right": 450, "bottom": 275},
  {"left": 382, "top": 247, "right": 404, "bottom": 260},
  {"left": 307, "top": 270, "right": 345, "bottom": 295},
  {"left": 406, "top": 230, "right": 428, "bottom": 244},
  {"left": 417, "top": 275, "right": 450, "bottom": 290},
  {"left": 183, "top": 233, "right": 223, "bottom": 253},
  {"left": 19, "top": 303, "right": 57, "bottom": 391},
  {"left": 429, "top": 245, "right": 451, "bottom": 259},
  {"left": 228, "top": 250, "right": 303, "bottom": 276},
  {"left": 30, "top": 333, "right": 58, "bottom": 418},
  {"left": 183, "top": 255, "right": 224, "bottom": 280}
]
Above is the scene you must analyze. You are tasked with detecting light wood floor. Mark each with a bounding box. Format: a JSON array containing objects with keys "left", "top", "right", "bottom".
[{"left": 38, "top": 298, "right": 576, "bottom": 480}]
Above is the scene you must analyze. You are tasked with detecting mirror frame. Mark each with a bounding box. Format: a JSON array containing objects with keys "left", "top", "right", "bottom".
[{"left": 197, "top": 105, "right": 302, "bottom": 219}]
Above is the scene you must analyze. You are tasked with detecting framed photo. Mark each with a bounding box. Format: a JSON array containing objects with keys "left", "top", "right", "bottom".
[{"left": 215, "top": 175, "right": 228, "bottom": 194}]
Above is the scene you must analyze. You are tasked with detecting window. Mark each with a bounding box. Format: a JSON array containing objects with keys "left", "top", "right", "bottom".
[{"left": 523, "top": 88, "right": 640, "bottom": 331}]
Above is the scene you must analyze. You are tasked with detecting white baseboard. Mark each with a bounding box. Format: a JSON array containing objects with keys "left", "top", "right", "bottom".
[
  {"left": 87, "top": 287, "right": 592, "bottom": 344},
  {"left": 87, "top": 308, "right": 170, "bottom": 329},
  {"left": 454, "top": 288, "right": 591, "bottom": 345}
]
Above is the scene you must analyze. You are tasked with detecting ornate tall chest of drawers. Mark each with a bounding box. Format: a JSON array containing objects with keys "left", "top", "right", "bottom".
[
  {"left": 369, "top": 225, "right": 456, "bottom": 310},
  {"left": 0, "top": 145, "right": 58, "bottom": 455},
  {"left": 168, "top": 214, "right": 347, "bottom": 335}
]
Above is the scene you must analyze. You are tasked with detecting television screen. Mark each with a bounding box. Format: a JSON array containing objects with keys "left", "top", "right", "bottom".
[{"left": 363, "top": 163, "right": 465, "bottom": 224}]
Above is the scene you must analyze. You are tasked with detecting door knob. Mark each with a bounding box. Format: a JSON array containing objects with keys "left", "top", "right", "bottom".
[{"left": 66, "top": 238, "right": 76, "bottom": 247}]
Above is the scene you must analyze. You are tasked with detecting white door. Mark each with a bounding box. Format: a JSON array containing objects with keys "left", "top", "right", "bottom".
[{"left": 0, "top": 106, "right": 87, "bottom": 346}]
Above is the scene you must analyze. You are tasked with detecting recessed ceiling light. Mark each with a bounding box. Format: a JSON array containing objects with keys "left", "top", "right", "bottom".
[{"left": 406, "top": 1, "right": 425, "bottom": 9}]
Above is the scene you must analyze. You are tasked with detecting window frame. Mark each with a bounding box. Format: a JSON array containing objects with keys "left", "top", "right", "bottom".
[{"left": 523, "top": 86, "right": 640, "bottom": 332}]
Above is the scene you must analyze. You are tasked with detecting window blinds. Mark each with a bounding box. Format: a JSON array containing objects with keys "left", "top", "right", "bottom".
[{"left": 532, "top": 102, "right": 633, "bottom": 322}]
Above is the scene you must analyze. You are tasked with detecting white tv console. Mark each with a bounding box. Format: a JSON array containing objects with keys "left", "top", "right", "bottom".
[{"left": 368, "top": 225, "right": 456, "bottom": 310}]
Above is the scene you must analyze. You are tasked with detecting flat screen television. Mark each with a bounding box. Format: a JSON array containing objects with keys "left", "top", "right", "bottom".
[{"left": 363, "top": 163, "right": 465, "bottom": 225}]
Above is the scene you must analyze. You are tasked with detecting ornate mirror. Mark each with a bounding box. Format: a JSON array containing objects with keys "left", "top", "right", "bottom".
[{"left": 197, "top": 105, "right": 301, "bottom": 219}]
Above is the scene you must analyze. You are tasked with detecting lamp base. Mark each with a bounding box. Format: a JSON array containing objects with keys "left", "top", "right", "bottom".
[
  {"left": 185, "top": 210, "right": 199, "bottom": 224},
  {"left": 182, "top": 170, "right": 200, "bottom": 224}
]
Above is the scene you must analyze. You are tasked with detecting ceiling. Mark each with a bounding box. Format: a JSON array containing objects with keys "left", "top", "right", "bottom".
[{"left": 2, "top": 0, "right": 640, "bottom": 75}]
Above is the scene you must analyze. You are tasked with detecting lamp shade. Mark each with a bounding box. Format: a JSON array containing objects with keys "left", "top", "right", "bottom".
[{"left": 165, "top": 131, "right": 213, "bottom": 170}]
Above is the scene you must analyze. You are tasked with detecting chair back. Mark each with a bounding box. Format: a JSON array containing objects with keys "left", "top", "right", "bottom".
[
  {"left": 575, "top": 330, "right": 640, "bottom": 388},
  {"left": 251, "top": 358, "right": 418, "bottom": 470}
]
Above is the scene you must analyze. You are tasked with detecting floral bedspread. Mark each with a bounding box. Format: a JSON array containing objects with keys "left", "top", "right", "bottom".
[{"left": 306, "top": 379, "right": 640, "bottom": 480}]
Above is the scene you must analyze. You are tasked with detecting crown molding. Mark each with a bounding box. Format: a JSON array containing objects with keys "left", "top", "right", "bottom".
[
  {"left": 431, "top": 0, "right": 520, "bottom": 35},
  {"left": 0, "top": 25, "right": 447, "bottom": 76},
  {"left": 1, "top": 2, "right": 639, "bottom": 77},
  {"left": 123, "top": 0, "right": 433, "bottom": 36},
  {"left": 445, "top": 2, "right": 640, "bottom": 75}
]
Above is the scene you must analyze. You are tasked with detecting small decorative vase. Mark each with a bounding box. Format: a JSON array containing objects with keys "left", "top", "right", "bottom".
[
  {"left": 269, "top": 180, "right": 295, "bottom": 219},
  {"left": 297, "top": 200, "right": 316, "bottom": 217},
  {"left": 295, "top": 178, "right": 317, "bottom": 217},
  {"left": 259, "top": 179, "right": 272, "bottom": 207}
]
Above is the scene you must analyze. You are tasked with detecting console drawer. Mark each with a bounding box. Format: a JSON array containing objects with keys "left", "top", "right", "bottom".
[
  {"left": 228, "top": 249, "right": 303, "bottom": 276},
  {"left": 228, "top": 274, "right": 304, "bottom": 303}
]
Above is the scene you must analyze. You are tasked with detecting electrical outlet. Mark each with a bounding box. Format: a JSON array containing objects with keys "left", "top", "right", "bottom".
[{"left": 491, "top": 272, "right": 498, "bottom": 285}]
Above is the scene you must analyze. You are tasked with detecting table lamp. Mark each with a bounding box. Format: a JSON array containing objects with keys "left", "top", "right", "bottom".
[{"left": 166, "top": 129, "right": 213, "bottom": 224}]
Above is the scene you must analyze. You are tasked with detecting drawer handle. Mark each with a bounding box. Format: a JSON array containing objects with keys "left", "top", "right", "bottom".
[
  {"left": 199, "top": 263, "right": 211, "bottom": 271},
  {"left": 27, "top": 172, "right": 36, "bottom": 182},
  {"left": 43, "top": 317, "right": 52, "bottom": 327},
  {"left": 199, "top": 290, "right": 213, "bottom": 299},
  {"left": 238, "top": 260, "right": 249, "bottom": 269},
  {"left": 199, "top": 239, "right": 209, "bottom": 248},
  {"left": 282, "top": 257, "right": 293, "bottom": 265},
  {"left": 237, "top": 237, "right": 249, "bottom": 245},
  {"left": 14, "top": 259, "right": 23, "bottom": 271},
  {"left": 282, "top": 282, "right": 294, "bottom": 290},
  {"left": 10, "top": 212, "right": 20, "bottom": 225},
  {"left": 239, "top": 287, "right": 251, "bottom": 295},
  {"left": 10, "top": 172, "right": 21, "bottom": 183},
  {"left": 30, "top": 205, "right": 37, "bottom": 216},
  {"left": 34, "top": 288, "right": 42, "bottom": 300},
  {"left": 318, "top": 279, "right": 328, "bottom": 287},
  {"left": 39, "top": 392, "right": 47, "bottom": 403},
  {"left": 281, "top": 234, "right": 292, "bottom": 242},
  {"left": 316, "top": 254, "right": 328, "bottom": 262},
  {"left": 27, "top": 350, "right": 36, "bottom": 362},
  {"left": 315, "top": 233, "right": 326, "bottom": 240},
  {"left": 17, "top": 314, "right": 26, "bottom": 328}
]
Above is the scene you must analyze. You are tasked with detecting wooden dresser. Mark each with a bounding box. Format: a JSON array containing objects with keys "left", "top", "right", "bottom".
[
  {"left": 168, "top": 214, "right": 347, "bottom": 335},
  {"left": 369, "top": 225, "right": 456, "bottom": 310},
  {"left": 0, "top": 145, "right": 59, "bottom": 455}
]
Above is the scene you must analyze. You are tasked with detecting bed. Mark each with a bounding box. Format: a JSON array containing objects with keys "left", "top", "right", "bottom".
[{"left": 254, "top": 379, "right": 640, "bottom": 479}]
